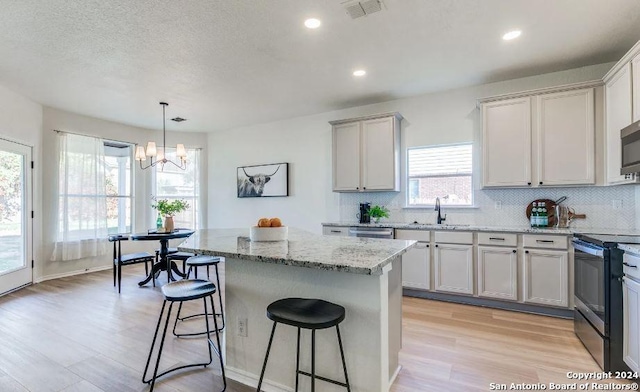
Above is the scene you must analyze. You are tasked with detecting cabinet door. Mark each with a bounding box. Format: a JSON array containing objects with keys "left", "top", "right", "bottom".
[
  {"left": 361, "top": 117, "right": 397, "bottom": 191},
  {"left": 477, "top": 246, "right": 518, "bottom": 301},
  {"left": 523, "top": 249, "right": 568, "bottom": 307},
  {"left": 332, "top": 122, "right": 361, "bottom": 191},
  {"left": 482, "top": 97, "right": 532, "bottom": 187},
  {"left": 605, "top": 63, "right": 634, "bottom": 184},
  {"left": 434, "top": 244, "right": 473, "bottom": 294},
  {"left": 401, "top": 242, "right": 430, "bottom": 290},
  {"left": 623, "top": 277, "right": 640, "bottom": 372},
  {"left": 537, "top": 89, "right": 595, "bottom": 186},
  {"left": 633, "top": 54, "right": 640, "bottom": 123}
]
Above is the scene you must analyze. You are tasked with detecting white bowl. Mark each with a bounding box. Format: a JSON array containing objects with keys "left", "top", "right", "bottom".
[{"left": 250, "top": 226, "right": 288, "bottom": 242}]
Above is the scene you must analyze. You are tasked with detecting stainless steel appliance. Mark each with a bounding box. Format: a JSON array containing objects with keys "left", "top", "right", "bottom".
[
  {"left": 357, "top": 202, "right": 371, "bottom": 224},
  {"left": 349, "top": 227, "right": 394, "bottom": 239},
  {"left": 573, "top": 234, "right": 634, "bottom": 371},
  {"left": 620, "top": 120, "right": 640, "bottom": 174}
]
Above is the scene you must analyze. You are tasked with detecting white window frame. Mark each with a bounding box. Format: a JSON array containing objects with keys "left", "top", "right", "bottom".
[
  {"left": 405, "top": 142, "right": 474, "bottom": 208},
  {"left": 104, "top": 141, "right": 135, "bottom": 235},
  {"left": 152, "top": 147, "right": 201, "bottom": 230}
]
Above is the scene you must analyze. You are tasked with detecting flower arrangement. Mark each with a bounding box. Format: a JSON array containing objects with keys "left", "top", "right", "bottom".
[
  {"left": 151, "top": 198, "right": 190, "bottom": 217},
  {"left": 369, "top": 205, "right": 390, "bottom": 223}
]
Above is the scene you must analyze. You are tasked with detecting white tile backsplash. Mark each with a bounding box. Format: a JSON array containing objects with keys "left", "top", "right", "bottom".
[{"left": 340, "top": 186, "right": 637, "bottom": 230}]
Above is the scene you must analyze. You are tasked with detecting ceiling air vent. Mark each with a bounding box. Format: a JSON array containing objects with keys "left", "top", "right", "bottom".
[
  {"left": 171, "top": 117, "right": 187, "bottom": 122},
  {"left": 345, "top": 0, "right": 383, "bottom": 19}
]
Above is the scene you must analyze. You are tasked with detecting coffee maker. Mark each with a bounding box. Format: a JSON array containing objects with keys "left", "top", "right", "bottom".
[{"left": 358, "top": 202, "right": 371, "bottom": 224}]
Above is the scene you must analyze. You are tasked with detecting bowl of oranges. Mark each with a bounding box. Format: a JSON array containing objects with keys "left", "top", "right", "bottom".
[{"left": 249, "top": 217, "right": 288, "bottom": 241}]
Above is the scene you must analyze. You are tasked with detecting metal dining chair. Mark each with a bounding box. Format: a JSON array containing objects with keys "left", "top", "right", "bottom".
[{"left": 109, "top": 235, "right": 156, "bottom": 293}]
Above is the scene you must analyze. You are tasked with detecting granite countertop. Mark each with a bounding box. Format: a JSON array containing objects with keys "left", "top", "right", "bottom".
[
  {"left": 322, "top": 222, "right": 639, "bottom": 236},
  {"left": 618, "top": 244, "right": 640, "bottom": 255},
  {"left": 178, "top": 228, "right": 416, "bottom": 276}
]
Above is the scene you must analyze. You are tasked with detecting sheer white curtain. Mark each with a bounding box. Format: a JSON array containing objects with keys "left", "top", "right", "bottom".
[{"left": 51, "top": 132, "right": 109, "bottom": 261}]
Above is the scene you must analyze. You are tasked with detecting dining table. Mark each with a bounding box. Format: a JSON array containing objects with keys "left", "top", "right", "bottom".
[{"left": 129, "top": 229, "right": 195, "bottom": 286}]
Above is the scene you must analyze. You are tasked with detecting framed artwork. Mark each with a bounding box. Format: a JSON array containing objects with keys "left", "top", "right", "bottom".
[{"left": 237, "top": 162, "right": 289, "bottom": 198}]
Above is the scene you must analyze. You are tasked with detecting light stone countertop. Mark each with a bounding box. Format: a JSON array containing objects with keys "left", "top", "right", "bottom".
[
  {"left": 322, "top": 222, "right": 640, "bottom": 236},
  {"left": 178, "top": 228, "right": 416, "bottom": 276},
  {"left": 617, "top": 243, "right": 640, "bottom": 255}
]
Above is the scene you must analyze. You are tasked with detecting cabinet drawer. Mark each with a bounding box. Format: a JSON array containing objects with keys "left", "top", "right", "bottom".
[
  {"left": 322, "top": 226, "right": 349, "bottom": 236},
  {"left": 395, "top": 229, "right": 430, "bottom": 242},
  {"left": 434, "top": 231, "right": 473, "bottom": 244},
  {"left": 477, "top": 232, "right": 517, "bottom": 247},
  {"left": 522, "top": 234, "right": 568, "bottom": 249},
  {"left": 624, "top": 253, "right": 640, "bottom": 282}
]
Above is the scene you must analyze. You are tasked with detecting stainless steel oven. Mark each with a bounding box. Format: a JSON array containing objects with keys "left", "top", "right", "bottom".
[{"left": 573, "top": 234, "right": 629, "bottom": 372}]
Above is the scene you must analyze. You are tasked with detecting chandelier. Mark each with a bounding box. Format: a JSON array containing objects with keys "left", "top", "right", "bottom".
[{"left": 135, "top": 102, "right": 187, "bottom": 170}]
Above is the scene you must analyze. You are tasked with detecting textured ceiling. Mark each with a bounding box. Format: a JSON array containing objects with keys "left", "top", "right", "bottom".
[{"left": 0, "top": 0, "right": 639, "bottom": 132}]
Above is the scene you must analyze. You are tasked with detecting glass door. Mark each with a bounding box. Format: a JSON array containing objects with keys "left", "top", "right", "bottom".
[{"left": 0, "top": 139, "right": 32, "bottom": 295}]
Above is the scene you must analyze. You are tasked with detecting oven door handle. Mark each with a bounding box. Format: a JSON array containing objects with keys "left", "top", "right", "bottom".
[{"left": 572, "top": 241, "right": 604, "bottom": 257}]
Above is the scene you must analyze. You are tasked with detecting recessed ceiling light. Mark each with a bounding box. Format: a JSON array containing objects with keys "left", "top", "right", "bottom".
[
  {"left": 502, "top": 30, "right": 522, "bottom": 41},
  {"left": 304, "top": 18, "right": 321, "bottom": 29},
  {"left": 353, "top": 70, "right": 367, "bottom": 77}
]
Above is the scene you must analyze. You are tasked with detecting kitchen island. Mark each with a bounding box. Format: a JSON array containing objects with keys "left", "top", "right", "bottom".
[{"left": 178, "top": 228, "right": 415, "bottom": 392}]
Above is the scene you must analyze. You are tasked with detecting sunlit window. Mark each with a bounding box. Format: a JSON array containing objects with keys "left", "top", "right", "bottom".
[
  {"left": 154, "top": 148, "right": 200, "bottom": 229},
  {"left": 407, "top": 143, "right": 473, "bottom": 207}
]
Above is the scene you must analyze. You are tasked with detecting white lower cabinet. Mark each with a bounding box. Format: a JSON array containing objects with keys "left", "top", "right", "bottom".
[
  {"left": 477, "top": 246, "right": 518, "bottom": 301},
  {"left": 523, "top": 249, "right": 569, "bottom": 307},
  {"left": 623, "top": 277, "right": 640, "bottom": 372},
  {"left": 434, "top": 243, "right": 473, "bottom": 295},
  {"left": 401, "top": 242, "right": 430, "bottom": 290}
]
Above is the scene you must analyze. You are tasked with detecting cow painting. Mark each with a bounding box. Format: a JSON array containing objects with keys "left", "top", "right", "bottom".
[{"left": 237, "top": 163, "right": 289, "bottom": 198}]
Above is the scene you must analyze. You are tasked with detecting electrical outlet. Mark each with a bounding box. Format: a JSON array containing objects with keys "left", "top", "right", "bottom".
[
  {"left": 612, "top": 199, "right": 623, "bottom": 209},
  {"left": 494, "top": 201, "right": 502, "bottom": 210},
  {"left": 237, "top": 317, "right": 248, "bottom": 337}
]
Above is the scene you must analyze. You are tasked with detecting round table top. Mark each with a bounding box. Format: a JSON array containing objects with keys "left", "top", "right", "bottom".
[{"left": 129, "top": 229, "right": 195, "bottom": 241}]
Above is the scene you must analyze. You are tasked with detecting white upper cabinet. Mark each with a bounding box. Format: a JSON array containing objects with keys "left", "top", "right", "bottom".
[
  {"left": 331, "top": 113, "right": 401, "bottom": 192},
  {"left": 361, "top": 117, "right": 397, "bottom": 190},
  {"left": 632, "top": 53, "right": 640, "bottom": 123},
  {"left": 482, "top": 97, "right": 532, "bottom": 187},
  {"left": 605, "top": 63, "right": 634, "bottom": 184},
  {"left": 332, "top": 122, "right": 361, "bottom": 191},
  {"left": 536, "top": 88, "right": 595, "bottom": 186},
  {"left": 481, "top": 84, "right": 597, "bottom": 188}
]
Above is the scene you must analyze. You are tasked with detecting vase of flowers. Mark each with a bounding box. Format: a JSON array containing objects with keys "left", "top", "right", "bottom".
[
  {"left": 152, "top": 198, "right": 190, "bottom": 232},
  {"left": 369, "top": 205, "right": 390, "bottom": 224}
]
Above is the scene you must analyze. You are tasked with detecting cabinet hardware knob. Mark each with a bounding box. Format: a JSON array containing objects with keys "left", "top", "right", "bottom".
[
  {"left": 356, "top": 187, "right": 359, "bottom": 190},
  {"left": 435, "top": 244, "right": 439, "bottom": 248},
  {"left": 527, "top": 182, "right": 531, "bottom": 186},
  {"left": 623, "top": 262, "right": 638, "bottom": 269},
  {"left": 363, "top": 187, "right": 366, "bottom": 190},
  {"left": 426, "top": 245, "right": 429, "bottom": 248},
  {"left": 539, "top": 181, "right": 543, "bottom": 185},
  {"left": 525, "top": 250, "right": 529, "bottom": 254},
  {"left": 512, "top": 250, "right": 517, "bottom": 253}
]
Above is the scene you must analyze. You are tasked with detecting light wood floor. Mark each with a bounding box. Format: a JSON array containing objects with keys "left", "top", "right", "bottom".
[{"left": 0, "top": 265, "right": 627, "bottom": 391}]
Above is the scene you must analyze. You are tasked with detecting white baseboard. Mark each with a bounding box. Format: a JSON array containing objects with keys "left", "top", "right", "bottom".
[
  {"left": 34, "top": 265, "right": 112, "bottom": 283},
  {"left": 389, "top": 365, "right": 402, "bottom": 388},
  {"left": 226, "top": 366, "right": 293, "bottom": 392}
]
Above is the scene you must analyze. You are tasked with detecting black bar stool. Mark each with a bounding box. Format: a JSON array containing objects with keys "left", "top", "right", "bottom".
[
  {"left": 143, "top": 279, "right": 226, "bottom": 392},
  {"left": 256, "top": 298, "right": 351, "bottom": 392},
  {"left": 173, "top": 255, "right": 225, "bottom": 337}
]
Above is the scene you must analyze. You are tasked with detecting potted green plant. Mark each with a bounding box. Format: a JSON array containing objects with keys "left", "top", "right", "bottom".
[
  {"left": 151, "top": 198, "right": 190, "bottom": 232},
  {"left": 369, "top": 205, "right": 390, "bottom": 224}
]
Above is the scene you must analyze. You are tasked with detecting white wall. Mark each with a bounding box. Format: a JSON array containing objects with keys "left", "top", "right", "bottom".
[
  {"left": 208, "top": 62, "right": 629, "bottom": 233},
  {"left": 0, "top": 83, "right": 43, "bottom": 278},
  {"left": 41, "top": 107, "right": 208, "bottom": 278}
]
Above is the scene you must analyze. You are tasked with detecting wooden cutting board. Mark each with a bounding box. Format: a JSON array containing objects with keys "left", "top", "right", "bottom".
[{"left": 525, "top": 199, "right": 557, "bottom": 227}]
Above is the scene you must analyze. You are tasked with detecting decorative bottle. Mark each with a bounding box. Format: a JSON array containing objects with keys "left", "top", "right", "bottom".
[
  {"left": 530, "top": 202, "right": 538, "bottom": 228},
  {"left": 540, "top": 202, "right": 548, "bottom": 227},
  {"left": 156, "top": 213, "right": 163, "bottom": 230}
]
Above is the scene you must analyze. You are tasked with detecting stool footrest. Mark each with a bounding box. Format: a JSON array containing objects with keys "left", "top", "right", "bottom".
[{"left": 297, "top": 370, "right": 349, "bottom": 388}]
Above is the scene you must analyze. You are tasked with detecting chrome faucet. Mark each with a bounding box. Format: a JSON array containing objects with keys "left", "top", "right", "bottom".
[{"left": 435, "top": 197, "right": 446, "bottom": 224}]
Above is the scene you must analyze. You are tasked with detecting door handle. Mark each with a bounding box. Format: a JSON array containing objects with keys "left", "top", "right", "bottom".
[{"left": 623, "top": 262, "right": 638, "bottom": 269}]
